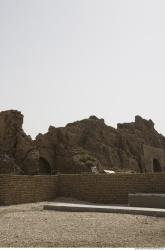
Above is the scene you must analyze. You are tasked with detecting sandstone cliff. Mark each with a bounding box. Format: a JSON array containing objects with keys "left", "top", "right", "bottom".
[
  {"left": 0, "top": 110, "right": 165, "bottom": 174},
  {"left": 0, "top": 110, "right": 39, "bottom": 174},
  {"left": 36, "top": 115, "right": 165, "bottom": 174}
]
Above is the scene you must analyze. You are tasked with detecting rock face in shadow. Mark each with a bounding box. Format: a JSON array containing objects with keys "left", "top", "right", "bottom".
[
  {"left": 0, "top": 110, "right": 165, "bottom": 174},
  {"left": 0, "top": 110, "right": 39, "bottom": 174}
]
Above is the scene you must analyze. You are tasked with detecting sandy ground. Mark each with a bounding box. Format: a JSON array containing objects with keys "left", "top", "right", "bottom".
[{"left": 0, "top": 198, "right": 165, "bottom": 248}]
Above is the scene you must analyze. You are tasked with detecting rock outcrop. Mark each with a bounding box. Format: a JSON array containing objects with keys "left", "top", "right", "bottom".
[
  {"left": 0, "top": 110, "right": 39, "bottom": 174},
  {"left": 35, "top": 115, "right": 165, "bottom": 174},
  {"left": 0, "top": 110, "right": 165, "bottom": 174}
]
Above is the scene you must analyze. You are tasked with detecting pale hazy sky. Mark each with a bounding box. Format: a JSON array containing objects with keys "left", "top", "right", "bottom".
[{"left": 0, "top": 0, "right": 165, "bottom": 138}]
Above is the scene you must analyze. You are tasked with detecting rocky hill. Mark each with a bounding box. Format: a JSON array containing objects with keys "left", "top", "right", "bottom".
[
  {"left": 0, "top": 110, "right": 165, "bottom": 174},
  {"left": 0, "top": 110, "right": 39, "bottom": 174}
]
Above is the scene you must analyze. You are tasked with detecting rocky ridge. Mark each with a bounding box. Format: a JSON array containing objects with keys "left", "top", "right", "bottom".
[{"left": 0, "top": 110, "right": 165, "bottom": 174}]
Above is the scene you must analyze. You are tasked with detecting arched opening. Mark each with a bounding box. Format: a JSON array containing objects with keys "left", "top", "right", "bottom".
[
  {"left": 39, "top": 157, "right": 51, "bottom": 175},
  {"left": 153, "top": 158, "right": 162, "bottom": 172}
]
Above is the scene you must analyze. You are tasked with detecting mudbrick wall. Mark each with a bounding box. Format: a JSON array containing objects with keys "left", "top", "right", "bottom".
[
  {"left": 59, "top": 173, "right": 165, "bottom": 204},
  {"left": 0, "top": 175, "right": 59, "bottom": 205},
  {"left": 0, "top": 173, "right": 165, "bottom": 205}
]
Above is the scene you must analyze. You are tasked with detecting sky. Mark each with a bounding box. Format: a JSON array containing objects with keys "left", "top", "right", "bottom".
[{"left": 0, "top": 0, "right": 165, "bottom": 138}]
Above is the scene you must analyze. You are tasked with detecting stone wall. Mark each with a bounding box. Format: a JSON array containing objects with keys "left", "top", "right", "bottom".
[
  {"left": 0, "top": 175, "right": 59, "bottom": 205},
  {"left": 0, "top": 173, "right": 165, "bottom": 205},
  {"left": 58, "top": 173, "right": 165, "bottom": 204}
]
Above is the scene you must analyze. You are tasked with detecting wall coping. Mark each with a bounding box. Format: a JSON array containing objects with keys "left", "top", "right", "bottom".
[{"left": 0, "top": 173, "right": 165, "bottom": 177}]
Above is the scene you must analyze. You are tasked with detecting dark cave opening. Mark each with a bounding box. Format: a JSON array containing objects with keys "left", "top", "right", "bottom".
[{"left": 153, "top": 158, "right": 161, "bottom": 172}]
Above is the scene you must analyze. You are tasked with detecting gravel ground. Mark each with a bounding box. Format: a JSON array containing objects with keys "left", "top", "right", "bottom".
[{"left": 0, "top": 198, "right": 165, "bottom": 248}]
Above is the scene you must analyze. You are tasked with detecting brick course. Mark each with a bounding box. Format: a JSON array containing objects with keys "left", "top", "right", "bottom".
[
  {"left": 0, "top": 173, "right": 165, "bottom": 205},
  {"left": 0, "top": 175, "right": 59, "bottom": 205},
  {"left": 59, "top": 173, "right": 165, "bottom": 204}
]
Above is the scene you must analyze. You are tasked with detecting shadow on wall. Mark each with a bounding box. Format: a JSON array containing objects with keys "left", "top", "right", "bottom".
[
  {"left": 153, "top": 158, "right": 162, "bottom": 172},
  {"left": 39, "top": 157, "right": 51, "bottom": 175}
]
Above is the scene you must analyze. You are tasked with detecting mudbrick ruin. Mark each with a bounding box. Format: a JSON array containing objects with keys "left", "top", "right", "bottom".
[{"left": 0, "top": 110, "right": 165, "bottom": 175}]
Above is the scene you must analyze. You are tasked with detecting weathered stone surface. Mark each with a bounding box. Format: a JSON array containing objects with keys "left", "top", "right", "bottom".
[
  {"left": 0, "top": 110, "right": 165, "bottom": 174},
  {"left": 0, "top": 153, "right": 21, "bottom": 174},
  {"left": 35, "top": 115, "right": 165, "bottom": 174},
  {"left": 0, "top": 110, "right": 39, "bottom": 174}
]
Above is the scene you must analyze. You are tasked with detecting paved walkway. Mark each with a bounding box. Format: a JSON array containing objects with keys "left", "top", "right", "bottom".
[{"left": 44, "top": 202, "right": 165, "bottom": 217}]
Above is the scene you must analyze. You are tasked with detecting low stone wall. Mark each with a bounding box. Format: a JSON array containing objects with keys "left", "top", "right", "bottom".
[
  {"left": 0, "top": 173, "right": 165, "bottom": 205},
  {"left": 59, "top": 173, "right": 165, "bottom": 204},
  {"left": 0, "top": 175, "right": 59, "bottom": 205},
  {"left": 128, "top": 193, "right": 165, "bottom": 208}
]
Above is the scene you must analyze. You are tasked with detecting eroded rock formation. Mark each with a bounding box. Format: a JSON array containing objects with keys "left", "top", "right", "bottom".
[
  {"left": 0, "top": 110, "right": 165, "bottom": 174},
  {"left": 35, "top": 115, "right": 165, "bottom": 174},
  {"left": 0, "top": 110, "right": 39, "bottom": 174}
]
